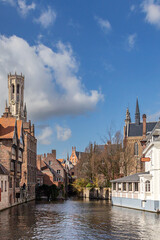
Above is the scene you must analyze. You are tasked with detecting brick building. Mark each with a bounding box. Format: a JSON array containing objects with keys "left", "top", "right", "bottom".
[
  {"left": 0, "top": 117, "right": 24, "bottom": 207},
  {"left": 37, "top": 150, "right": 68, "bottom": 192},
  {"left": 1, "top": 73, "right": 37, "bottom": 201},
  {"left": 121, "top": 98, "right": 157, "bottom": 175}
]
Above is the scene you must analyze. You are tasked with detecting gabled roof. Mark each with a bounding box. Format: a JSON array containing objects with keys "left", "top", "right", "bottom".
[
  {"left": 0, "top": 164, "right": 9, "bottom": 175},
  {"left": 126, "top": 122, "right": 157, "bottom": 137},
  {"left": 0, "top": 117, "right": 23, "bottom": 140},
  {"left": 110, "top": 172, "right": 149, "bottom": 183},
  {"left": 0, "top": 118, "right": 16, "bottom": 139},
  {"left": 43, "top": 162, "right": 63, "bottom": 179},
  {"left": 75, "top": 151, "right": 88, "bottom": 159}
]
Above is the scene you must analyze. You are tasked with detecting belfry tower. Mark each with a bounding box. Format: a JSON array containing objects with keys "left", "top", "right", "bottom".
[{"left": 7, "top": 73, "right": 27, "bottom": 122}]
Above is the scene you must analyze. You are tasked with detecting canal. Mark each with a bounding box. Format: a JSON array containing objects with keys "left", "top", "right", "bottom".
[{"left": 0, "top": 199, "right": 160, "bottom": 240}]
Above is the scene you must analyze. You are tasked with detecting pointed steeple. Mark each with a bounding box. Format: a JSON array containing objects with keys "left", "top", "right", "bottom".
[
  {"left": 23, "top": 102, "right": 27, "bottom": 122},
  {"left": 5, "top": 100, "right": 8, "bottom": 109},
  {"left": 135, "top": 98, "right": 140, "bottom": 125},
  {"left": 125, "top": 107, "right": 131, "bottom": 125}
]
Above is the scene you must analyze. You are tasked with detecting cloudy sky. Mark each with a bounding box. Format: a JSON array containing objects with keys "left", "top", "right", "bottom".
[{"left": 0, "top": 0, "right": 160, "bottom": 158}]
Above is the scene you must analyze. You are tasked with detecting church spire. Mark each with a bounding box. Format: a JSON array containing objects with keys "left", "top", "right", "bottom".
[
  {"left": 125, "top": 107, "right": 131, "bottom": 125},
  {"left": 5, "top": 99, "right": 8, "bottom": 109},
  {"left": 135, "top": 98, "right": 140, "bottom": 125}
]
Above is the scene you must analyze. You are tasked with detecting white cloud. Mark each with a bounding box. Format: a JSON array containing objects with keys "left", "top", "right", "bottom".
[
  {"left": 95, "top": 16, "right": 111, "bottom": 33},
  {"left": 35, "top": 7, "right": 56, "bottom": 28},
  {"left": 0, "top": 35, "right": 103, "bottom": 120},
  {"left": 142, "top": 0, "right": 160, "bottom": 28},
  {"left": 127, "top": 33, "right": 137, "bottom": 51},
  {"left": 130, "top": 5, "right": 136, "bottom": 12},
  {"left": 17, "top": 0, "right": 36, "bottom": 16},
  {"left": 37, "top": 126, "right": 53, "bottom": 145},
  {"left": 56, "top": 125, "right": 71, "bottom": 141},
  {"left": 0, "top": 0, "right": 15, "bottom": 5}
]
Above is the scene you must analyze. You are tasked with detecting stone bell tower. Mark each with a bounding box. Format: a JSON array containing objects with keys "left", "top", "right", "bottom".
[{"left": 8, "top": 73, "right": 27, "bottom": 122}]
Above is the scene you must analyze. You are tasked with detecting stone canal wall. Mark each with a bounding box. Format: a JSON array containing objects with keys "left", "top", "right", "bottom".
[{"left": 81, "top": 187, "right": 111, "bottom": 200}]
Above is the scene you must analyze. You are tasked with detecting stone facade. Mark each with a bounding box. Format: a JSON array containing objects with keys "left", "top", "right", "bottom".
[
  {"left": 121, "top": 99, "right": 157, "bottom": 176},
  {"left": 8, "top": 73, "right": 27, "bottom": 122}
]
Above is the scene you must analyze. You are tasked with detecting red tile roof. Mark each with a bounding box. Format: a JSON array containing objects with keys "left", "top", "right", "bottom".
[{"left": 0, "top": 117, "right": 22, "bottom": 139}]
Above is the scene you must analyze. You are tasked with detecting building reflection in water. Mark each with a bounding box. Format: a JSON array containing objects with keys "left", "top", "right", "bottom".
[{"left": 0, "top": 200, "right": 160, "bottom": 239}]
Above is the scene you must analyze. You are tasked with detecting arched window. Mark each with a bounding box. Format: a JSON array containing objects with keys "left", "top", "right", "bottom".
[
  {"left": 17, "top": 84, "right": 19, "bottom": 94},
  {"left": 12, "top": 84, "right": 14, "bottom": 94},
  {"left": 145, "top": 180, "right": 150, "bottom": 192},
  {"left": 134, "top": 142, "right": 138, "bottom": 155}
]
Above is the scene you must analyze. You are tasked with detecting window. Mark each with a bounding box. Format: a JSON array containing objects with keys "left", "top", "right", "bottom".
[
  {"left": 113, "top": 183, "right": 116, "bottom": 190},
  {"left": 11, "top": 161, "right": 15, "bottom": 171},
  {"left": 118, "top": 183, "right": 121, "bottom": 191},
  {"left": 145, "top": 180, "right": 150, "bottom": 192},
  {"left": 17, "top": 84, "right": 19, "bottom": 94},
  {"left": 57, "top": 170, "right": 60, "bottom": 174},
  {"left": 9, "top": 177, "right": 12, "bottom": 188},
  {"left": 5, "top": 181, "right": 7, "bottom": 192},
  {"left": 12, "top": 84, "right": 14, "bottom": 94},
  {"left": 17, "top": 163, "right": 21, "bottom": 173},
  {"left": 16, "top": 179, "right": 19, "bottom": 188},
  {"left": 123, "top": 183, "right": 126, "bottom": 191},
  {"left": 134, "top": 142, "right": 138, "bottom": 155},
  {"left": 1, "top": 181, "right": 3, "bottom": 192},
  {"left": 18, "top": 150, "right": 22, "bottom": 158},
  {"left": 135, "top": 182, "right": 139, "bottom": 192},
  {"left": 129, "top": 182, "right": 132, "bottom": 191},
  {"left": 49, "top": 160, "right": 51, "bottom": 166},
  {"left": 12, "top": 147, "right": 16, "bottom": 156}
]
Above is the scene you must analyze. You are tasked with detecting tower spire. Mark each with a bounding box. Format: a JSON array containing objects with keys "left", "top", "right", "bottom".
[
  {"left": 125, "top": 107, "right": 131, "bottom": 125},
  {"left": 135, "top": 98, "right": 140, "bottom": 125}
]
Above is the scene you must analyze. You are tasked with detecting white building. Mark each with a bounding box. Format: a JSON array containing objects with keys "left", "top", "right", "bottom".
[
  {"left": 111, "top": 122, "right": 160, "bottom": 212},
  {"left": 0, "top": 164, "right": 9, "bottom": 211}
]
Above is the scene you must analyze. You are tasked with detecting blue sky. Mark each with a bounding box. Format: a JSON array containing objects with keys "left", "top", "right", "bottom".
[{"left": 0, "top": 0, "right": 160, "bottom": 158}]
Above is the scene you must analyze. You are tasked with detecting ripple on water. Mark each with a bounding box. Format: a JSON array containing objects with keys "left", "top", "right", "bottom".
[{"left": 0, "top": 200, "right": 160, "bottom": 240}]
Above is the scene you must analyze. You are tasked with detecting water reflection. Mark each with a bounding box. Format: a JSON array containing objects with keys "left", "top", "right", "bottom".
[{"left": 0, "top": 199, "right": 160, "bottom": 239}]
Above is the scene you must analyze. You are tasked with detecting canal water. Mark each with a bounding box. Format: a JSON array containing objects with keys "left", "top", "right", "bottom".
[{"left": 0, "top": 199, "right": 160, "bottom": 240}]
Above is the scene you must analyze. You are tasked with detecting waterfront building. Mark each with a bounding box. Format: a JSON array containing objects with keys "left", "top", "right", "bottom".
[
  {"left": 0, "top": 117, "right": 24, "bottom": 207},
  {"left": 1, "top": 73, "right": 37, "bottom": 202},
  {"left": 111, "top": 121, "right": 160, "bottom": 212},
  {"left": 121, "top": 98, "right": 157, "bottom": 175},
  {"left": 0, "top": 164, "right": 9, "bottom": 211},
  {"left": 37, "top": 150, "right": 68, "bottom": 192}
]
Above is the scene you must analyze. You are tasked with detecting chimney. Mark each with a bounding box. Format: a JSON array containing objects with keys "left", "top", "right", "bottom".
[
  {"left": 143, "top": 114, "right": 146, "bottom": 137},
  {"left": 51, "top": 149, "right": 56, "bottom": 160}
]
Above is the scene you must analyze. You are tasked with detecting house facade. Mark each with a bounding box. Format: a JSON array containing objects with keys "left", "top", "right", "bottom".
[
  {"left": 121, "top": 99, "right": 157, "bottom": 175},
  {"left": 0, "top": 164, "right": 9, "bottom": 211},
  {"left": 37, "top": 150, "right": 68, "bottom": 192},
  {"left": 111, "top": 121, "right": 160, "bottom": 212},
  {"left": 0, "top": 117, "right": 25, "bottom": 208},
  {"left": 2, "top": 73, "right": 37, "bottom": 202}
]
